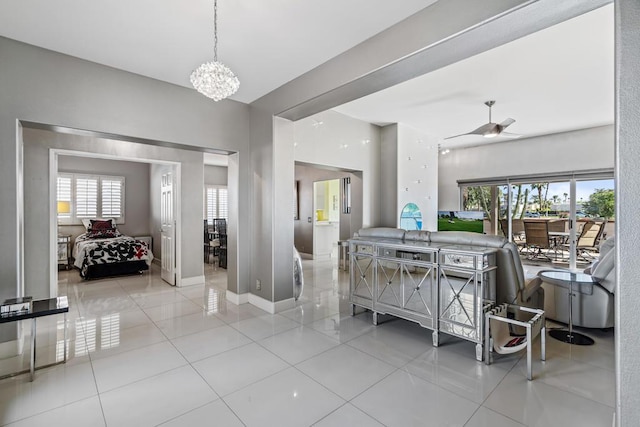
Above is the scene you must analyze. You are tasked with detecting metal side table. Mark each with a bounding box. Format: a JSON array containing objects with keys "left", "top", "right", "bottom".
[
  {"left": 0, "top": 297, "right": 69, "bottom": 381},
  {"left": 540, "top": 271, "right": 595, "bottom": 345}
]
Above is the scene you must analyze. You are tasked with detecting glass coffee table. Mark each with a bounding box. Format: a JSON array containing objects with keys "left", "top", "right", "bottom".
[{"left": 540, "top": 270, "right": 595, "bottom": 345}]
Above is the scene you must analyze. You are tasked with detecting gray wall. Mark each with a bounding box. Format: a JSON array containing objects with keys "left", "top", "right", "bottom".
[
  {"left": 380, "top": 124, "right": 399, "bottom": 227},
  {"left": 204, "top": 165, "right": 228, "bottom": 186},
  {"left": 57, "top": 155, "right": 151, "bottom": 242},
  {"left": 616, "top": 0, "right": 640, "bottom": 423},
  {"left": 0, "top": 36, "right": 250, "bottom": 343},
  {"left": 249, "top": 107, "right": 275, "bottom": 301},
  {"left": 22, "top": 128, "right": 204, "bottom": 298},
  {"left": 294, "top": 164, "right": 363, "bottom": 255}
]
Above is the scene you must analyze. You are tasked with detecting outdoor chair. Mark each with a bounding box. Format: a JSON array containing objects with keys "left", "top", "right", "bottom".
[
  {"left": 500, "top": 219, "right": 527, "bottom": 253},
  {"left": 523, "top": 220, "right": 555, "bottom": 261},
  {"left": 569, "top": 220, "right": 607, "bottom": 262}
]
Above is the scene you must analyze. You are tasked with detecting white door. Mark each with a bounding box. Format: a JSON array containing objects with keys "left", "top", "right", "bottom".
[{"left": 161, "top": 171, "right": 175, "bottom": 285}]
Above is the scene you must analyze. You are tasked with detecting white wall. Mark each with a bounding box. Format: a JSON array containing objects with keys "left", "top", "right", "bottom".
[
  {"left": 397, "top": 124, "right": 439, "bottom": 231},
  {"left": 293, "top": 110, "right": 381, "bottom": 228},
  {"left": 438, "top": 125, "right": 615, "bottom": 210}
]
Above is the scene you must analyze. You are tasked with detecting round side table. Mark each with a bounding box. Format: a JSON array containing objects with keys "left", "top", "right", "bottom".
[{"left": 540, "top": 270, "right": 595, "bottom": 345}]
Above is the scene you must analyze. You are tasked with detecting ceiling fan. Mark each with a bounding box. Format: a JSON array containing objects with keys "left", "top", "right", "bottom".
[{"left": 445, "top": 100, "right": 522, "bottom": 140}]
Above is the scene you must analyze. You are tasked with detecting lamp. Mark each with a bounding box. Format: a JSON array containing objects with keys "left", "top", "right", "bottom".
[
  {"left": 57, "top": 201, "right": 71, "bottom": 216},
  {"left": 190, "top": 0, "right": 240, "bottom": 101},
  {"left": 57, "top": 201, "right": 70, "bottom": 232}
]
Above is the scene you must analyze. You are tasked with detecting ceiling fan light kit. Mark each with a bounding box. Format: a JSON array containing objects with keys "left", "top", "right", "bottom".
[
  {"left": 445, "top": 100, "right": 522, "bottom": 140},
  {"left": 191, "top": 0, "right": 239, "bottom": 101}
]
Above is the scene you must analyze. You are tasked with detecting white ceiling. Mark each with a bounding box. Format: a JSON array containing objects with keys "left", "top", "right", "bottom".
[
  {"left": 0, "top": 2, "right": 614, "bottom": 149},
  {"left": 334, "top": 4, "right": 614, "bottom": 148},
  {"left": 0, "top": 0, "right": 436, "bottom": 104}
]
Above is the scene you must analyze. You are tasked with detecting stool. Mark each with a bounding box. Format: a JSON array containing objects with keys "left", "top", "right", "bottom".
[
  {"left": 485, "top": 303, "right": 546, "bottom": 380},
  {"left": 338, "top": 240, "right": 349, "bottom": 271}
]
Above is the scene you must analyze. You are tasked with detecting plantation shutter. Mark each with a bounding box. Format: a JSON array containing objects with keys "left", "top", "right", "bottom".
[
  {"left": 76, "top": 177, "right": 98, "bottom": 218},
  {"left": 101, "top": 177, "right": 124, "bottom": 217},
  {"left": 57, "top": 175, "right": 73, "bottom": 220},
  {"left": 218, "top": 188, "right": 228, "bottom": 220}
]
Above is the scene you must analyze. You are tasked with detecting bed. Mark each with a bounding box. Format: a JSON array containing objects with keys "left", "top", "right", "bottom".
[{"left": 72, "top": 219, "right": 154, "bottom": 280}]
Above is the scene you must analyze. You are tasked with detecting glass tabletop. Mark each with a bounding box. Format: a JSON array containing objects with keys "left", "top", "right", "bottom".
[{"left": 540, "top": 270, "right": 595, "bottom": 285}]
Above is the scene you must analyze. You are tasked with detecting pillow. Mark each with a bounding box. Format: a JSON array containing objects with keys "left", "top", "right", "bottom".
[
  {"left": 82, "top": 218, "right": 117, "bottom": 231},
  {"left": 86, "top": 228, "right": 121, "bottom": 239},
  {"left": 89, "top": 218, "right": 117, "bottom": 231}
]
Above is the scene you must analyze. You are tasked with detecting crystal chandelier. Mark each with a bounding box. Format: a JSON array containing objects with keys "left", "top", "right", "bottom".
[{"left": 191, "top": 0, "right": 239, "bottom": 101}]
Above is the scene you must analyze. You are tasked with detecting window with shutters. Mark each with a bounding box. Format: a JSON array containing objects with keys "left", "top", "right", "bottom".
[
  {"left": 57, "top": 173, "right": 125, "bottom": 224},
  {"left": 204, "top": 185, "right": 228, "bottom": 223}
]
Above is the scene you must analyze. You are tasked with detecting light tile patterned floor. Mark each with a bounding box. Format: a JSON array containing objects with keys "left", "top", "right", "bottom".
[{"left": 0, "top": 258, "right": 614, "bottom": 426}]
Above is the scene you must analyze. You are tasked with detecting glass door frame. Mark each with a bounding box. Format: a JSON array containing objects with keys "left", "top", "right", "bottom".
[{"left": 459, "top": 170, "right": 614, "bottom": 271}]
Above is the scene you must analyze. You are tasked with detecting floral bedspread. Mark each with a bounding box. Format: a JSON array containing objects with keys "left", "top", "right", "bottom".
[{"left": 73, "top": 233, "right": 153, "bottom": 277}]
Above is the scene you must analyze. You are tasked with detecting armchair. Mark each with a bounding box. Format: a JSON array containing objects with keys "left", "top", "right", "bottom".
[{"left": 540, "top": 238, "right": 614, "bottom": 328}]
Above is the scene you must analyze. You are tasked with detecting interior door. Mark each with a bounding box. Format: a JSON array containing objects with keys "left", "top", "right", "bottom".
[{"left": 161, "top": 171, "right": 175, "bottom": 285}]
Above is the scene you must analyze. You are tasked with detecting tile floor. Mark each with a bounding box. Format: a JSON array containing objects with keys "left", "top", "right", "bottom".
[{"left": 0, "top": 257, "right": 615, "bottom": 426}]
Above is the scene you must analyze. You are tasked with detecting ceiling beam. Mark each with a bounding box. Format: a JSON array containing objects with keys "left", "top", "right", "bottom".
[{"left": 251, "top": 0, "right": 610, "bottom": 121}]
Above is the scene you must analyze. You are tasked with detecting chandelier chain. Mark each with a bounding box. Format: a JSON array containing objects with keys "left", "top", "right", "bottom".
[
  {"left": 190, "top": 0, "right": 239, "bottom": 101},
  {"left": 213, "top": 0, "right": 218, "bottom": 61}
]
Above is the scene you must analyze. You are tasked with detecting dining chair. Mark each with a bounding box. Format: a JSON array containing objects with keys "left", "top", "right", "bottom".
[{"left": 204, "top": 219, "right": 219, "bottom": 264}]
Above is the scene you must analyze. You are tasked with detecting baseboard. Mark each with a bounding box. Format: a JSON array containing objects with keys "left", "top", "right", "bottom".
[
  {"left": 299, "top": 252, "right": 313, "bottom": 260},
  {"left": 178, "top": 275, "right": 205, "bottom": 287},
  {"left": 247, "top": 294, "right": 295, "bottom": 314},
  {"left": 226, "top": 290, "right": 249, "bottom": 305},
  {"left": 274, "top": 297, "right": 296, "bottom": 313}
]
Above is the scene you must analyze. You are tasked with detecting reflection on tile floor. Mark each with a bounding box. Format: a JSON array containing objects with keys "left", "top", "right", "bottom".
[{"left": 0, "top": 257, "right": 614, "bottom": 426}]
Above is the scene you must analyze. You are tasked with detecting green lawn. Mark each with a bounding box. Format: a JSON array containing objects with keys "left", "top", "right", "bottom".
[{"left": 437, "top": 218, "right": 484, "bottom": 233}]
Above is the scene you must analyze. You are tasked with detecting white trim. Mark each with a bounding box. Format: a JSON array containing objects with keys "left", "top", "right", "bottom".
[
  {"left": 49, "top": 150, "right": 58, "bottom": 297},
  {"left": 248, "top": 293, "right": 275, "bottom": 314},
  {"left": 248, "top": 294, "right": 296, "bottom": 314},
  {"left": 178, "top": 275, "right": 205, "bottom": 287},
  {"left": 226, "top": 290, "right": 249, "bottom": 305},
  {"left": 274, "top": 297, "right": 296, "bottom": 313},
  {"left": 48, "top": 148, "right": 183, "bottom": 296}
]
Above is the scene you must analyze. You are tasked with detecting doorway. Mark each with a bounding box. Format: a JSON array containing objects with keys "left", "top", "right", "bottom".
[{"left": 313, "top": 179, "right": 340, "bottom": 259}]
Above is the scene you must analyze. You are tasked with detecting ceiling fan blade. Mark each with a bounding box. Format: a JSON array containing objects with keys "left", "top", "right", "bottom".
[
  {"left": 500, "top": 118, "right": 515, "bottom": 128},
  {"left": 499, "top": 131, "right": 523, "bottom": 138},
  {"left": 444, "top": 132, "right": 473, "bottom": 140},
  {"left": 445, "top": 122, "right": 497, "bottom": 139},
  {"left": 469, "top": 123, "right": 497, "bottom": 135}
]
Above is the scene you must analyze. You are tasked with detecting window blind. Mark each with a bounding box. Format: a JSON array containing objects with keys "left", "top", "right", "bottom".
[{"left": 75, "top": 177, "right": 98, "bottom": 218}]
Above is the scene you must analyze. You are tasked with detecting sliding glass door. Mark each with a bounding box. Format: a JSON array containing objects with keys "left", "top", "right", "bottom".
[{"left": 460, "top": 172, "right": 614, "bottom": 270}]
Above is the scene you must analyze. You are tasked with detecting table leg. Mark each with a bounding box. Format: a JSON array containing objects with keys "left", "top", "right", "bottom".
[
  {"left": 63, "top": 313, "right": 68, "bottom": 363},
  {"left": 526, "top": 325, "right": 532, "bottom": 381},
  {"left": 30, "top": 318, "right": 36, "bottom": 381},
  {"left": 549, "top": 279, "right": 594, "bottom": 345}
]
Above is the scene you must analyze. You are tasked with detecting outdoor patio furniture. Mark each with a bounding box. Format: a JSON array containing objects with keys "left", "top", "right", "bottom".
[
  {"left": 500, "top": 219, "right": 527, "bottom": 253},
  {"left": 523, "top": 220, "right": 556, "bottom": 261},
  {"left": 566, "top": 220, "right": 607, "bottom": 262}
]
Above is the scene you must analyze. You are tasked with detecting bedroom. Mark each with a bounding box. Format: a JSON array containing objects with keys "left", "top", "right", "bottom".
[{"left": 22, "top": 127, "right": 233, "bottom": 298}]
